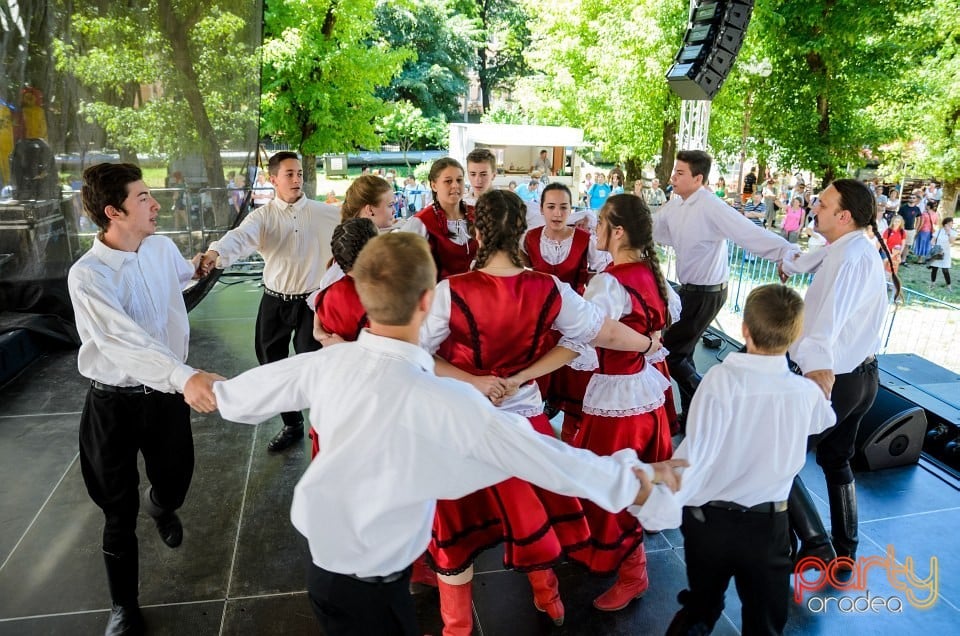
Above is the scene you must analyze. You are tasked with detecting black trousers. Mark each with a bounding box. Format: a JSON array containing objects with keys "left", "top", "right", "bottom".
[
  {"left": 663, "top": 286, "right": 728, "bottom": 416},
  {"left": 307, "top": 563, "right": 417, "bottom": 636},
  {"left": 679, "top": 506, "right": 792, "bottom": 636},
  {"left": 813, "top": 359, "right": 879, "bottom": 485},
  {"left": 79, "top": 387, "right": 194, "bottom": 603},
  {"left": 254, "top": 292, "right": 321, "bottom": 428}
]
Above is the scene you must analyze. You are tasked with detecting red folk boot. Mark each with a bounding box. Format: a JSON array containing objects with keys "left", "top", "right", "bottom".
[
  {"left": 593, "top": 543, "right": 649, "bottom": 611},
  {"left": 437, "top": 580, "right": 473, "bottom": 636},
  {"left": 527, "top": 568, "right": 565, "bottom": 626}
]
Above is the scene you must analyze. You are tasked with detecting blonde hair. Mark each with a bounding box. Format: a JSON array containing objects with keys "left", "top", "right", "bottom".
[
  {"left": 352, "top": 233, "right": 436, "bottom": 325},
  {"left": 340, "top": 175, "right": 393, "bottom": 221},
  {"left": 743, "top": 284, "right": 804, "bottom": 352}
]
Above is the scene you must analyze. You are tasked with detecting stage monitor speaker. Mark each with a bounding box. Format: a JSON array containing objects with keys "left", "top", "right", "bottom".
[{"left": 854, "top": 386, "right": 927, "bottom": 471}]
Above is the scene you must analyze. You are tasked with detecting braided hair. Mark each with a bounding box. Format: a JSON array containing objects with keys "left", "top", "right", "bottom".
[
  {"left": 600, "top": 193, "right": 673, "bottom": 327},
  {"left": 331, "top": 217, "right": 379, "bottom": 273},
  {"left": 428, "top": 157, "right": 474, "bottom": 239},
  {"left": 473, "top": 189, "right": 527, "bottom": 269},
  {"left": 832, "top": 179, "right": 902, "bottom": 301}
]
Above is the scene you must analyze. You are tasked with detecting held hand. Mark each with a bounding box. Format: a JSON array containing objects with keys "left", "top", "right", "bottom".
[
  {"left": 632, "top": 466, "right": 654, "bottom": 505},
  {"left": 804, "top": 369, "right": 835, "bottom": 399},
  {"left": 190, "top": 253, "right": 204, "bottom": 278},
  {"left": 777, "top": 261, "right": 790, "bottom": 283},
  {"left": 471, "top": 375, "right": 508, "bottom": 403},
  {"left": 183, "top": 370, "right": 226, "bottom": 413},
  {"left": 197, "top": 250, "right": 219, "bottom": 278},
  {"left": 651, "top": 459, "right": 689, "bottom": 493}
]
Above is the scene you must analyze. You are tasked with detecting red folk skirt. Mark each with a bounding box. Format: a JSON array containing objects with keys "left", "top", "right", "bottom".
[
  {"left": 570, "top": 406, "right": 672, "bottom": 574},
  {"left": 650, "top": 357, "right": 679, "bottom": 435},
  {"left": 426, "top": 413, "right": 591, "bottom": 575}
]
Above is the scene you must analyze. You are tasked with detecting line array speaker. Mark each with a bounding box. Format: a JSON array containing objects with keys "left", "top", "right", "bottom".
[{"left": 666, "top": 1, "right": 754, "bottom": 100}]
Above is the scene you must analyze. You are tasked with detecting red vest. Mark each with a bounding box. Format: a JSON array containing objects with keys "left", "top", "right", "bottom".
[
  {"left": 439, "top": 270, "right": 562, "bottom": 378},
  {"left": 524, "top": 227, "right": 592, "bottom": 294},
  {"left": 596, "top": 262, "right": 667, "bottom": 376},
  {"left": 415, "top": 205, "right": 478, "bottom": 281},
  {"left": 314, "top": 276, "right": 367, "bottom": 341}
]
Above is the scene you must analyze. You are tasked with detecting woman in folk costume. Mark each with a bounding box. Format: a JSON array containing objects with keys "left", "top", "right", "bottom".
[
  {"left": 420, "top": 189, "right": 661, "bottom": 634},
  {"left": 522, "top": 183, "right": 611, "bottom": 443},
  {"left": 400, "top": 157, "right": 477, "bottom": 281},
  {"left": 573, "top": 193, "right": 674, "bottom": 611},
  {"left": 308, "top": 218, "right": 379, "bottom": 457}
]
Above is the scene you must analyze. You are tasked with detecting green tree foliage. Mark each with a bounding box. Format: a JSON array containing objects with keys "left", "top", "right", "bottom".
[
  {"left": 377, "top": 100, "right": 447, "bottom": 170},
  {"left": 748, "top": 0, "right": 914, "bottom": 185},
  {"left": 53, "top": 0, "right": 258, "bottom": 190},
  {"left": 513, "top": 0, "right": 687, "bottom": 183},
  {"left": 374, "top": 0, "right": 482, "bottom": 121},
  {"left": 261, "top": 0, "right": 409, "bottom": 196}
]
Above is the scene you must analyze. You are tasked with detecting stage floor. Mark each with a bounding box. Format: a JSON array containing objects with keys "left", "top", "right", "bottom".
[{"left": 1, "top": 279, "right": 958, "bottom": 635}]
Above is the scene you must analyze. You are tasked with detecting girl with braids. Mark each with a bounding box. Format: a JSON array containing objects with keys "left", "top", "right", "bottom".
[
  {"left": 572, "top": 193, "right": 674, "bottom": 612},
  {"left": 420, "top": 189, "right": 663, "bottom": 634},
  {"left": 308, "top": 218, "right": 379, "bottom": 457},
  {"left": 781, "top": 179, "right": 895, "bottom": 583},
  {"left": 314, "top": 175, "right": 399, "bottom": 293},
  {"left": 400, "top": 157, "right": 477, "bottom": 281},
  {"left": 521, "top": 182, "right": 611, "bottom": 442}
]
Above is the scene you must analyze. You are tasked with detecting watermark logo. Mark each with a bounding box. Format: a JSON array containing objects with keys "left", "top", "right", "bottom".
[{"left": 793, "top": 545, "right": 938, "bottom": 613}]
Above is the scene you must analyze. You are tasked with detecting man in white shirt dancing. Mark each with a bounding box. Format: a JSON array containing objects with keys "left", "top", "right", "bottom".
[
  {"left": 653, "top": 150, "right": 798, "bottom": 429},
  {"left": 209, "top": 232, "right": 686, "bottom": 636},
  {"left": 69, "top": 163, "right": 222, "bottom": 635}
]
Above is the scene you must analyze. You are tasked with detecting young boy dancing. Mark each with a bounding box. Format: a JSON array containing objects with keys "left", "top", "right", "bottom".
[
  {"left": 637, "top": 284, "right": 836, "bottom": 635},
  {"left": 205, "top": 232, "right": 686, "bottom": 636}
]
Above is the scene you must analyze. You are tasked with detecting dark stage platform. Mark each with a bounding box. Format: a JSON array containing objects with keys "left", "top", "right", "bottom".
[{"left": 1, "top": 279, "right": 957, "bottom": 635}]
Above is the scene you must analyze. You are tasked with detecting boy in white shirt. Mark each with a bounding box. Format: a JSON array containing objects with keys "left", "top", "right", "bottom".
[{"left": 638, "top": 284, "right": 835, "bottom": 635}]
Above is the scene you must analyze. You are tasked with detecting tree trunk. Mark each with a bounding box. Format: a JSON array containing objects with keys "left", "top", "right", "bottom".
[
  {"left": 942, "top": 179, "right": 960, "bottom": 217},
  {"left": 656, "top": 118, "right": 678, "bottom": 187},
  {"left": 156, "top": 1, "right": 229, "bottom": 225},
  {"left": 302, "top": 153, "right": 318, "bottom": 200},
  {"left": 624, "top": 158, "right": 642, "bottom": 186}
]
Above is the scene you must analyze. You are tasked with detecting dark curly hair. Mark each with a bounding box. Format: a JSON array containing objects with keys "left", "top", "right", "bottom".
[
  {"left": 331, "top": 217, "right": 379, "bottom": 273},
  {"left": 473, "top": 189, "right": 527, "bottom": 269},
  {"left": 599, "top": 193, "right": 672, "bottom": 327}
]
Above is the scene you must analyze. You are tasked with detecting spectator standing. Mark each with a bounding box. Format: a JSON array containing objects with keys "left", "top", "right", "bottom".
[
  {"left": 882, "top": 215, "right": 907, "bottom": 275},
  {"left": 899, "top": 193, "right": 921, "bottom": 264},
  {"left": 588, "top": 173, "right": 612, "bottom": 211},
  {"left": 884, "top": 188, "right": 900, "bottom": 223},
  {"left": 741, "top": 166, "right": 757, "bottom": 204},
  {"left": 912, "top": 200, "right": 938, "bottom": 263},
  {"left": 713, "top": 177, "right": 726, "bottom": 199},
  {"left": 762, "top": 178, "right": 778, "bottom": 228},
  {"left": 197, "top": 151, "right": 340, "bottom": 453},
  {"left": 928, "top": 217, "right": 955, "bottom": 290},
  {"left": 534, "top": 149, "right": 554, "bottom": 178},
  {"left": 645, "top": 178, "right": 667, "bottom": 212},
  {"left": 781, "top": 197, "right": 805, "bottom": 243},
  {"left": 251, "top": 170, "right": 275, "bottom": 209}
]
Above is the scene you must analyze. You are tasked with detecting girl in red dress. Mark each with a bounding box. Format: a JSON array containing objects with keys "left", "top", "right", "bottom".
[
  {"left": 421, "top": 189, "right": 660, "bottom": 634},
  {"left": 522, "top": 183, "right": 611, "bottom": 443},
  {"left": 574, "top": 193, "right": 675, "bottom": 611},
  {"left": 400, "top": 157, "right": 477, "bottom": 280},
  {"left": 309, "top": 217, "right": 379, "bottom": 457}
]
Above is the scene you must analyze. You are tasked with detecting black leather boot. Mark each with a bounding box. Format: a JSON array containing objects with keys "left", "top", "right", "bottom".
[
  {"left": 828, "top": 481, "right": 858, "bottom": 566},
  {"left": 103, "top": 551, "right": 144, "bottom": 635},
  {"left": 788, "top": 476, "right": 836, "bottom": 569},
  {"left": 142, "top": 487, "right": 183, "bottom": 548},
  {"left": 267, "top": 423, "right": 304, "bottom": 452}
]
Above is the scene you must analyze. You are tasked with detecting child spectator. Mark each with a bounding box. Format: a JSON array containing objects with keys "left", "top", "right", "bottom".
[
  {"left": 881, "top": 215, "right": 907, "bottom": 275},
  {"left": 638, "top": 284, "right": 835, "bottom": 635}
]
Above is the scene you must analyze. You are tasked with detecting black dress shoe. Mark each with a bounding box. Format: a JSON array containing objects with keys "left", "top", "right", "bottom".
[
  {"left": 267, "top": 425, "right": 304, "bottom": 453},
  {"left": 105, "top": 603, "right": 144, "bottom": 636},
  {"left": 154, "top": 511, "right": 183, "bottom": 548}
]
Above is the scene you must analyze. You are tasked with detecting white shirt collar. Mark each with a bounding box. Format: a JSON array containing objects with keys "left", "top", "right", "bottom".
[
  {"left": 357, "top": 329, "right": 435, "bottom": 373},
  {"left": 277, "top": 194, "right": 309, "bottom": 212},
  {"left": 92, "top": 236, "right": 137, "bottom": 271},
  {"left": 722, "top": 351, "right": 790, "bottom": 374}
]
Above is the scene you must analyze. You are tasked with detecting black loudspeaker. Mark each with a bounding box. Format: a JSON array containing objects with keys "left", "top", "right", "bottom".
[
  {"left": 666, "top": 1, "right": 754, "bottom": 100},
  {"left": 854, "top": 386, "right": 927, "bottom": 471}
]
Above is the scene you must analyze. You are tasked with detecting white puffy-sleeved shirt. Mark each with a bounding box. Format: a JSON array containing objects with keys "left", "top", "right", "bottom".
[
  {"left": 68, "top": 235, "right": 196, "bottom": 392},
  {"left": 420, "top": 275, "right": 604, "bottom": 417},
  {"left": 788, "top": 230, "right": 888, "bottom": 375},
  {"left": 653, "top": 186, "right": 799, "bottom": 285},
  {"left": 580, "top": 273, "right": 671, "bottom": 416},
  {"left": 520, "top": 228, "right": 613, "bottom": 272},
  {"left": 400, "top": 215, "right": 471, "bottom": 246},
  {"left": 635, "top": 352, "right": 836, "bottom": 530},
  {"left": 208, "top": 195, "right": 340, "bottom": 295},
  {"left": 214, "top": 330, "right": 647, "bottom": 578}
]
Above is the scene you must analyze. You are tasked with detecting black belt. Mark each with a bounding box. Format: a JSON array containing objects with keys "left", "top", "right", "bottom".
[
  {"left": 679, "top": 282, "right": 727, "bottom": 293},
  {"left": 91, "top": 380, "right": 154, "bottom": 394},
  {"left": 262, "top": 287, "right": 311, "bottom": 302},
  {"left": 704, "top": 500, "right": 788, "bottom": 513},
  {"left": 345, "top": 567, "right": 410, "bottom": 584},
  {"left": 792, "top": 355, "right": 876, "bottom": 377}
]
